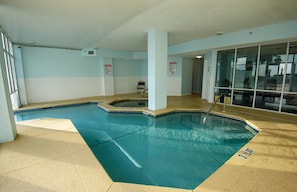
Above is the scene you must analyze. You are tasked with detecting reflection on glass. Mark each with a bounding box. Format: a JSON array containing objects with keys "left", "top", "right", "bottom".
[
  {"left": 1, "top": 33, "right": 5, "bottom": 48},
  {"left": 233, "top": 90, "right": 254, "bottom": 107},
  {"left": 215, "top": 49, "right": 235, "bottom": 88},
  {"left": 257, "top": 43, "right": 287, "bottom": 91},
  {"left": 214, "top": 88, "right": 231, "bottom": 103},
  {"left": 214, "top": 42, "right": 297, "bottom": 114},
  {"left": 234, "top": 46, "right": 258, "bottom": 89},
  {"left": 284, "top": 41, "right": 297, "bottom": 93},
  {"left": 255, "top": 92, "right": 281, "bottom": 111},
  {"left": 282, "top": 93, "right": 297, "bottom": 113}
]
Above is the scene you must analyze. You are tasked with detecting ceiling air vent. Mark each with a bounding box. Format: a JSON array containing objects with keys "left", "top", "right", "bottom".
[{"left": 82, "top": 48, "right": 96, "bottom": 56}]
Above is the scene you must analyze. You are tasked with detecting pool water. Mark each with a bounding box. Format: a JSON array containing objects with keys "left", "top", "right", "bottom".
[{"left": 15, "top": 103, "right": 256, "bottom": 189}]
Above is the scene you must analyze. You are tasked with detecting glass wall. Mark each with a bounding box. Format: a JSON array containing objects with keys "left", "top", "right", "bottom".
[
  {"left": 215, "top": 49, "right": 234, "bottom": 102},
  {"left": 1, "top": 32, "right": 19, "bottom": 109},
  {"left": 233, "top": 46, "right": 258, "bottom": 107},
  {"left": 255, "top": 43, "right": 287, "bottom": 111},
  {"left": 215, "top": 41, "right": 297, "bottom": 115},
  {"left": 282, "top": 42, "right": 297, "bottom": 113}
]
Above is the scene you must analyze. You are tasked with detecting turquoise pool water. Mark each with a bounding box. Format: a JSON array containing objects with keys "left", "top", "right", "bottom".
[{"left": 15, "top": 103, "right": 256, "bottom": 189}]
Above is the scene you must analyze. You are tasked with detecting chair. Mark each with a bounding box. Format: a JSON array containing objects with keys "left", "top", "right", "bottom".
[{"left": 137, "top": 81, "right": 145, "bottom": 92}]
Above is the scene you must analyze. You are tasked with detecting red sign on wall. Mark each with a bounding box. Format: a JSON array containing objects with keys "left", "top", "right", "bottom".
[
  {"left": 169, "top": 62, "right": 177, "bottom": 73},
  {"left": 104, "top": 64, "right": 113, "bottom": 75}
]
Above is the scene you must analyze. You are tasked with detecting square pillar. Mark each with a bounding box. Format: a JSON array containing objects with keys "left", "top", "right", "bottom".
[{"left": 148, "top": 29, "right": 168, "bottom": 110}]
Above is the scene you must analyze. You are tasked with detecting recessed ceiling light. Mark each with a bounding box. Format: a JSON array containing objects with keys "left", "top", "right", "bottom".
[
  {"left": 27, "top": 40, "right": 35, "bottom": 44},
  {"left": 196, "top": 55, "right": 203, "bottom": 59}
]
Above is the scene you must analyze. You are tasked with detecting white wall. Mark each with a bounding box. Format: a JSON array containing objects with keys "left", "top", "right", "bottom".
[
  {"left": 167, "top": 57, "right": 182, "bottom": 95},
  {"left": 114, "top": 76, "right": 146, "bottom": 94},
  {"left": 25, "top": 77, "right": 103, "bottom": 102},
  {"left": 113, "top": 59, "right": 147, "bottom": 94},
  {"left": 21, "top": 46, "right": 103, "bottom": 103}
]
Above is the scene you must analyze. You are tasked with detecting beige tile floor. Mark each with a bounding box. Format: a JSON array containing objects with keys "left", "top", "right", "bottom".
[{"left": 1, "top": 93, "right": 297, "bottom": 192}]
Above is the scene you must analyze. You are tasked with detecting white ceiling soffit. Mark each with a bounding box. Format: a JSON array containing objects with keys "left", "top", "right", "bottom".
[{"left": 0, "top": 0, "right": 297, "bottom": 51}]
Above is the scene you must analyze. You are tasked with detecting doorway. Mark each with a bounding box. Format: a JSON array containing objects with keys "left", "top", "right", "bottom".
[{"left": 192, "top": 58, "right": 204, "bottom": 96}]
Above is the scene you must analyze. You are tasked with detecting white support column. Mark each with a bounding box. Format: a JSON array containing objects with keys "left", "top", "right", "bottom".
[
  {"left": 148, "top": 29, "right": 168, "bottom": 110},
  {"left": 0, "top": 41, "right": 17, "bottom": 143},
  {"left": 202, "top": 50, "right": 217, "bottom": 103}
]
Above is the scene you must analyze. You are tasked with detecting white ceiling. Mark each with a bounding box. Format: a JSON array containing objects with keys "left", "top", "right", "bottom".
[{"left": 1, "top": 0, "right": 297, "bottom": 52}]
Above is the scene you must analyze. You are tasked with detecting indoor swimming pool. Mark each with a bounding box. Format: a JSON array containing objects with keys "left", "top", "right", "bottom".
[{"left": 14, "top": 103, "right": 257, "bottom": 189}]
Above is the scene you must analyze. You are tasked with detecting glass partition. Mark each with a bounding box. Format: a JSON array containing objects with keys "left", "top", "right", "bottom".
[
  {"left": 232, "top": 46, "right": 258, "bottom": 107},
  {"left": 234, "top": 46, "right": 258, "bottom": 89},
  {"left": 214, "top": 41, "right": 297, "bottom": 115},
  {"left": 215, "top": 49, "right": 234, "bottom": 102},
  {"left": 1, "top": 32, "right": 19, "bottom": 109},
  {"left": 281, "top": 41, "right": 297, "bottom": 113},
  {"left": 255, "top": 92, "right": 281, "bottom": 111},
  {"left": 282, "top": 93, "right": 297, "bottom": 113},
  {"left": 215, "top": 49, "right": 235, "bottom": 88},
  {"left": 257, "top": 43, "right": 287, "bottom": 91},
  {"left": 284, "top": 42, "right": 297, "bottom": 93},
  {"left": 233, "top": 90, "right": 254, "bottom": 107}
]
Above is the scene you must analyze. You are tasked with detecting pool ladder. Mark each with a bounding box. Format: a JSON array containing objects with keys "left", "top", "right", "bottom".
[{"left": 203, "top": 93, "right": 226, "bottom": 125}]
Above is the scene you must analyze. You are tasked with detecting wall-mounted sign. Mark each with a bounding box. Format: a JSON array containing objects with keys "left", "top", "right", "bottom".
[
  {"left": 104, "top": 64, "right": 113, "bottom": 75},
  {"left": 169, "top": 61, "right": 177, "bottom": 74}
]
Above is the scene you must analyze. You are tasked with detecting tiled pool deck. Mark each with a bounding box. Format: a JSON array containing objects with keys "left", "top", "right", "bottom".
[{"left": 1, "top": 93, "right": 297, "bottom": 192}]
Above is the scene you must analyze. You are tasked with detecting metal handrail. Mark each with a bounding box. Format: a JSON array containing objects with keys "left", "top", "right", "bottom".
[{"left": 203, "top": 93, "right": 226, "bottom": 125}]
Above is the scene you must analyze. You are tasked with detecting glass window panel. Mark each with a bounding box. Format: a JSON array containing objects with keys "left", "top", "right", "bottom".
[
  {"left": 6, "top": 38, "right": 10, "bottom": 52},
  {"left": 233, "top": 90, "right": 254, "bottom": 107},
  {"left": 215, "top": 49, "right": 235, "bottom": 88},
  {"left": 234, "top": 46, "right": 258, "bottom": 89},
  {"left": 6, "top": 53, "right": 14, "bottom": 93},
  {"left": 9, "top": 57, "right": 15, "bottom": 92},
  {"left": 10, "top": 57, "right": 18, "bottom": 92},
  {"left": 284, "top": 41, "right": 297, "bottom": 93},
  {"left": 214, "top": 88, "right": 231, "bottom": 103},
  {"left": 4, "top": 36, "right": 8, "bottom": 51},
  {"left": 257, "top": 43, "right": 287, "bottom": 91},
  {"left": 1, "top": 33, "right": 5, "bottom": 48},
  {"left": 3, "top": 52, "right": 12, "bottom": 93},
  {"left": 9, "top": 41, "right": 13, "bottom": 55},
  {"left": 255, "top": 91, "right": 281, "bottom": 111},
  {"left": 282, "top": 93, "right": 297, "bottom": 114}
]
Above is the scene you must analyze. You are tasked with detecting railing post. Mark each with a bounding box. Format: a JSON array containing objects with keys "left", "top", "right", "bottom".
[
  {"left": 203, "top": 92, "right": 225, "bottom": 125},
  {"left": 223, "top": 95, "right": 226, "bottom": 112}
]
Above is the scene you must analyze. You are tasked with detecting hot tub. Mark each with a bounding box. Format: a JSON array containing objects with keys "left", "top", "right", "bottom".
[{"left": 110, "top": 99, "right": 148, "bottom": 107}]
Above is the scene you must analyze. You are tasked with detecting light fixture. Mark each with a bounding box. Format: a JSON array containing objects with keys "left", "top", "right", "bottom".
[
  {"left": 196, "top": 55, "right": 203, "bottom": 59},
  {"left": 216, "top": 31, "right": 224, "bottom": 36},
  {"left": 27, "top": 40, "right": 35, "bottom": 45}
]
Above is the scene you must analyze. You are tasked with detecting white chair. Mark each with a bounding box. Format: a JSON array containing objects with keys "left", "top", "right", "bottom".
[{"left": 137, "top": 81, "right": 145, "bottom": 92}]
